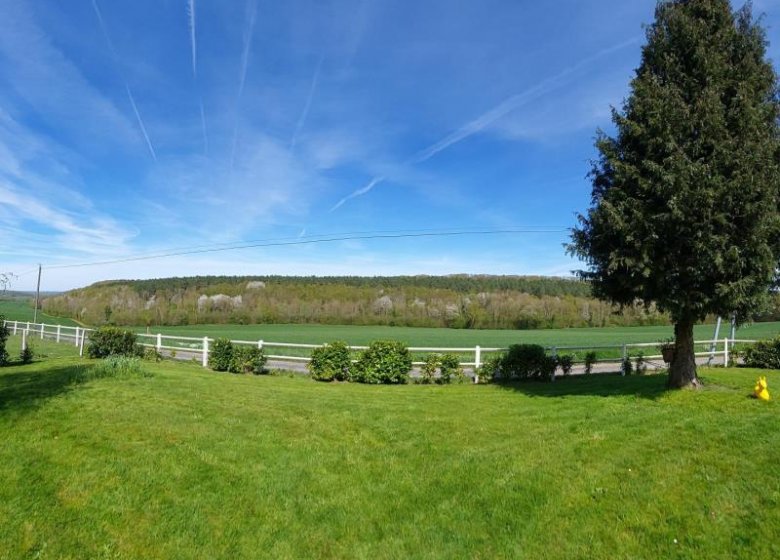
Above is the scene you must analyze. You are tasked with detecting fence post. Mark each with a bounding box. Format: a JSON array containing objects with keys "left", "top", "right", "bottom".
[
  {"left": 21, "top": 329, "right": 27, "bottom": 351},
  {"left": 12, "top": 321, "right": 17, "bottom": 335},
  {"left": 621, "top": 344, "right": 627, "bottom": 376},
  {"left": 56, "top": 325, "right": 61, "bottom": 343},
  {"left": 79, "top": 330, "right": 86, "bottom": 357},
  {"left": 723, "top": 338, "right": 729, "bottom": 367},
  {"left": 258, "top": 339, "right": 264, "bottom": 350},
  {"left": 74, "top": 327, "right": 80, "bottom": 347},
  {"left": 550, "top": 346, "right": 557, "bottom": 382},
  {"left": 475, "top": 345, "right": 481, "bottom": 369},
  {"left": 40, "top": 323, "right": 44, "bottom": 340},
  {"left": 26, "top": 321, "right": 30, "bottom": 332},
  {"left": 202, "top": 337, "right": 209, "bottom": 368},
  {"left": 156, "top": 333, "right": 162, "bottom": 352}
]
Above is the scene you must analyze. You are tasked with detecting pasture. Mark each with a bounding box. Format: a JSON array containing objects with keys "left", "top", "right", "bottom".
[
  {"left": 0, "top": 297, "right": 78, "bottom": 326},
  {"left": 0, "top": 335, "right": 779, "bottom": 558}
]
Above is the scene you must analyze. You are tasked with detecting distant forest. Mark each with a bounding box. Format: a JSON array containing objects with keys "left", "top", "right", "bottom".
[{"left": 42, "top": 275, "right": 677, "bottom": 329}]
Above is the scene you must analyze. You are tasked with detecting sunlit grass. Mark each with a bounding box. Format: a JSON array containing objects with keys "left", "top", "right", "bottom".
[{"left": 0, "top": 347, "right": 778, "bottom": 558}]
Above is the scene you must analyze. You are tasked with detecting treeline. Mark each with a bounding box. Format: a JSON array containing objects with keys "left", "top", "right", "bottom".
[{"left": 42, "top": 275, "right": 671, "bottom": 329}]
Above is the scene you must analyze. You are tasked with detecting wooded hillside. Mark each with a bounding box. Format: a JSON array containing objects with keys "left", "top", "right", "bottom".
[{"left": 41, "top": 275, "right": 672, "bottom": 329}]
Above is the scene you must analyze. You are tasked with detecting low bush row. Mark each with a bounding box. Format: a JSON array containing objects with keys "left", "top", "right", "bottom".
[
  {"left": 308, "top": 340, "right": 413, "bottom": 384},
  {"left": 209, "top": 338, "right": 267, "bottom": 374},
  {"left": 742, "top": 336, "right": 780, "bottom": 369}
]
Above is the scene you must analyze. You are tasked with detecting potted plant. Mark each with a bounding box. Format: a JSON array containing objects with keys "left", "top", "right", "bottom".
[{"left": 658, "top": 338, "right": 675, "bottom": 363}]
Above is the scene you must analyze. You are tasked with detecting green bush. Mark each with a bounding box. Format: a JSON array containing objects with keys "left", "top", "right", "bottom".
[
  {"left": 0, "top": 316, "right": 9, "bottom": 366},
  {"left": 230, "top": 346, "right": 267, "bottom": 374},
  {"left": 621, "top": 356, "right": 634, "bottom": 376},
  {"left": 438, "top": 353, "right": 464, "bottom": 384},
  {"left": 557, "top": 354, "right": 574, "bottom": 376},
  {"left": 309, "top": 341, "right": 351, "bottom": 381},
  {"left": 87, "top": 327, "right": 142, "bottom": 359},
  {"left": 475, "top": 354, "right": 501, "bottom": 384},
  {"left": 142, "top": 347, "right": 163, "bottom": 362},
  {"left": 209, "top": 338, "right": 234, "bottom": 372},
  {"left": 19, "top": 344, "right": 34, "bottom": 364},
  {"left": 420, "top": 354, "right": 438, "bottom": 384},
  {"left": 584, "top": 351, "right": 597, "bottom": 375},
  {"left": 635, "top": 352, "right": 647, "bottom": 375},
  {"left": 501, "top": 344, "right": 549, "bottom": 380},
  {"left": 742, "top": 337, "right": 780, "bottom": 369},
  {"left": 352, "top": 340, "right": 412, "bottom": 384},
  {"left": 541, "top": 355, "right": 558, "bottom": 381}
]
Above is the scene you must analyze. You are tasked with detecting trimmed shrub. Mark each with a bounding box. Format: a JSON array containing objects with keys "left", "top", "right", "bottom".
[
  {"left": 20, "top": 344, "right": 34, "bottom": 364},
  {"left": 0, "top": 315, "right": 9, "bottom": 366},
  {"left": 557, "top": 354, "right": 574, "bottom": 376},
  {"left": 541, "top": 355, "right": 558, "bottom": 381},
  {"left": 309, "top": 341, "right": 351, "bottom": 381},
  {"left": 438, "top": 353, "right": 464, "bottom": 384},
  {"left": 209, "top": 338, "right": 234, "bottom": 372},
  {"left": 501, "top": 344, "right": 549, "bottom": 380},
  {"left": 742, "top": 337, "right": 780, "bottom": 369},
  {"left": 352, "top": 340, "right": 412, "bottom": 384},
  {"left": 87, "top": 327, "right": 142, "bottom": 359},
  {"left": 584, "top": 351, "right": 597, "bottom": 375},
  {"left": 143, "top": 348, "right": 163, "bottom": 362},
  {"left": 230, "top": 346, "right": 267, "bottom": 374}
]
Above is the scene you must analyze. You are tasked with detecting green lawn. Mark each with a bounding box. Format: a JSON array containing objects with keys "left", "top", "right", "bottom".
[{"left": 1, "top": 339, "right": 778, "bottom": 559}]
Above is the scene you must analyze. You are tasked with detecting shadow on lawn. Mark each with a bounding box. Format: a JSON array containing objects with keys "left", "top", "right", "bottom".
[
  {"left": 494, "top": 372, "right": 670, "bottom": 400},
  {"left": 0, "top": 364, "right": 90, "bottom": 415}
]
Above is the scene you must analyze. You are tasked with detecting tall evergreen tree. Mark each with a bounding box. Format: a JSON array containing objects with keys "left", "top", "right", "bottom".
[{"left": 570, "top": 0, "right": 780, "bottom": 388}]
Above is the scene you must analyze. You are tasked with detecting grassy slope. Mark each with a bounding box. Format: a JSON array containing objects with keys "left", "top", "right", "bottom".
[
  {"left": 0, "top": 339, "right": 778, "bottom": 558},
  {"left": 0, "top": 298, "right": 78, "bottom": 326}
]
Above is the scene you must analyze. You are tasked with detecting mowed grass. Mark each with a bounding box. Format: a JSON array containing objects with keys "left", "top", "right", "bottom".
[{"left": 1, "top": 337, "right": 779, "bottom": 559}]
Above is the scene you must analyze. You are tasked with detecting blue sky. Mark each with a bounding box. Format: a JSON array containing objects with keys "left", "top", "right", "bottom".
[{"left": 1, "top": 0, "right": 778, "bottom": 291}]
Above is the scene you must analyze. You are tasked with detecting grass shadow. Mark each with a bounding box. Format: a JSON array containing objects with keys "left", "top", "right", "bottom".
[
  {"left": 0, "top": 363, "right": 91, "bottom": 416},
  {"left": 494, "top": 372, "right": 670, "bottom": 400}
]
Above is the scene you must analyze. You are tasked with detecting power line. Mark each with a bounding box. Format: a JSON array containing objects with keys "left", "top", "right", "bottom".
[{"left": 44, "top": 227, "right": 568, "bottom": 270}]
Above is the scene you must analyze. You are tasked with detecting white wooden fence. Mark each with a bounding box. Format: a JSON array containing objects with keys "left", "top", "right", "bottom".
[{"left": 2, "top": 319, "right": 756, "bottom": 377}]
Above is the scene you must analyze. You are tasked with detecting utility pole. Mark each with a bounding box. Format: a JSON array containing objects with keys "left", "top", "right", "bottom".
[{"left": 33, "top": 264, "right": 41, "bottom": 324}]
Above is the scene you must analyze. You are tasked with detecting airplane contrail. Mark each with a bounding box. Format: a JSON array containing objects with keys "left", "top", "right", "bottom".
[
  {"left": 187, "top": 0, "right": 197, "bottom": 77},
  {"left": 126, "top": 85, "right": 157, "bottom": 160},
  {"left": 290, "top": 55, "right": 325, "bottom": 150}
]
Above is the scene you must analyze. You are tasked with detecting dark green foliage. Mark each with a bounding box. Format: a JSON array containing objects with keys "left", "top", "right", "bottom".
[
  {"left": 230, "top": 346, "right": 267, "bottom": 374},
  {"left": 742, "top": 337, "right": 780, "bottom": 369},
  {"left": 569, "top": 0, "right": 780, "bottom": 388},
  {"left": 308, "top": 341, "right": 351, "bottom": 381},
  {"left": 19, "top": 345, "right": 33, "bottom": 365},
  {"left": 352, "top": 341, "right": 412, "bottom": 384},
  {"left": 87, "top": 327, "right": 142, "bottom": 359},
  {"left": 622, "top": 357, "right": 634, "bottom": 376},
  {"left": 584, "top": 351, "right": 597, "bottom": 375},
  {"left": 557, "top": 354, "right": 574, "bottom": 376},
  {"left": 209, "top": 338, "right": 234, "bottom": 372},
  {"left": 438, "top": 353, "right": 464, "bottom": 384},
  {"left": 541, "top": 356, "right": 558, "bottom": 382},
  {"left": 0, "top": 315, "right": 8, "bottom": 366},
  {"left": 500, "top": 344, "right": 550, "bottom": 381}
]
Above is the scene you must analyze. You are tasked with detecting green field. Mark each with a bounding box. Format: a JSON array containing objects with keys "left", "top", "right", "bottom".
[
  {"left": 0, "top": 298, "right": 79, "bottom": 326},
  {"left": 1, "top": 337, "right": 779, "bottom": 558}
]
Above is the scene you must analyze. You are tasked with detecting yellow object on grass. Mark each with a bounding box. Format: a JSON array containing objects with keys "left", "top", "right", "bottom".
[{"left": 754, "top": 376, "right": 770, "bottom": 401}]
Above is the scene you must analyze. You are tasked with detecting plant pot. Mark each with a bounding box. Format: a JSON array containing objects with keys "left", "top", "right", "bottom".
[{"left": 661, "top": 346, "right": 675, "bottom": 363}]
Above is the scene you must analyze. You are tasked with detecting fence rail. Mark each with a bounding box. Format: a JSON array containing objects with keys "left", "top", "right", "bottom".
[{"left": 2, "top": 319, "right": 757, "bottom": 376}]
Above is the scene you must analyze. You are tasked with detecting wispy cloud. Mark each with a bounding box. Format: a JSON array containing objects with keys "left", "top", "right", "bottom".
[
  {"left": 187, "top": 0, "right": 197, "bottom": 77},
  {"left": 330, "top": 176, "right": 385, "bottom": 212},
  {"left": 412, "top": 36, "right": 640, "bottom": 164},
  {"left": 90, "top": 0, "right": 158, "bottom": 160},
  {"left": 290, "top": 55, "right": 325, "bottom": 150},
  {"left": 199, "top": 100, "right": 209, "bottom": 155},
  {"left": 237, "top": 0, "right": 258, "bottom": 102}
]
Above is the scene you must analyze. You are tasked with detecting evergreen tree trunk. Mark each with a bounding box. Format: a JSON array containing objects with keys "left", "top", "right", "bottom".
[{"left": 668, "top": 319, "right": 700, "bottom": 389}]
